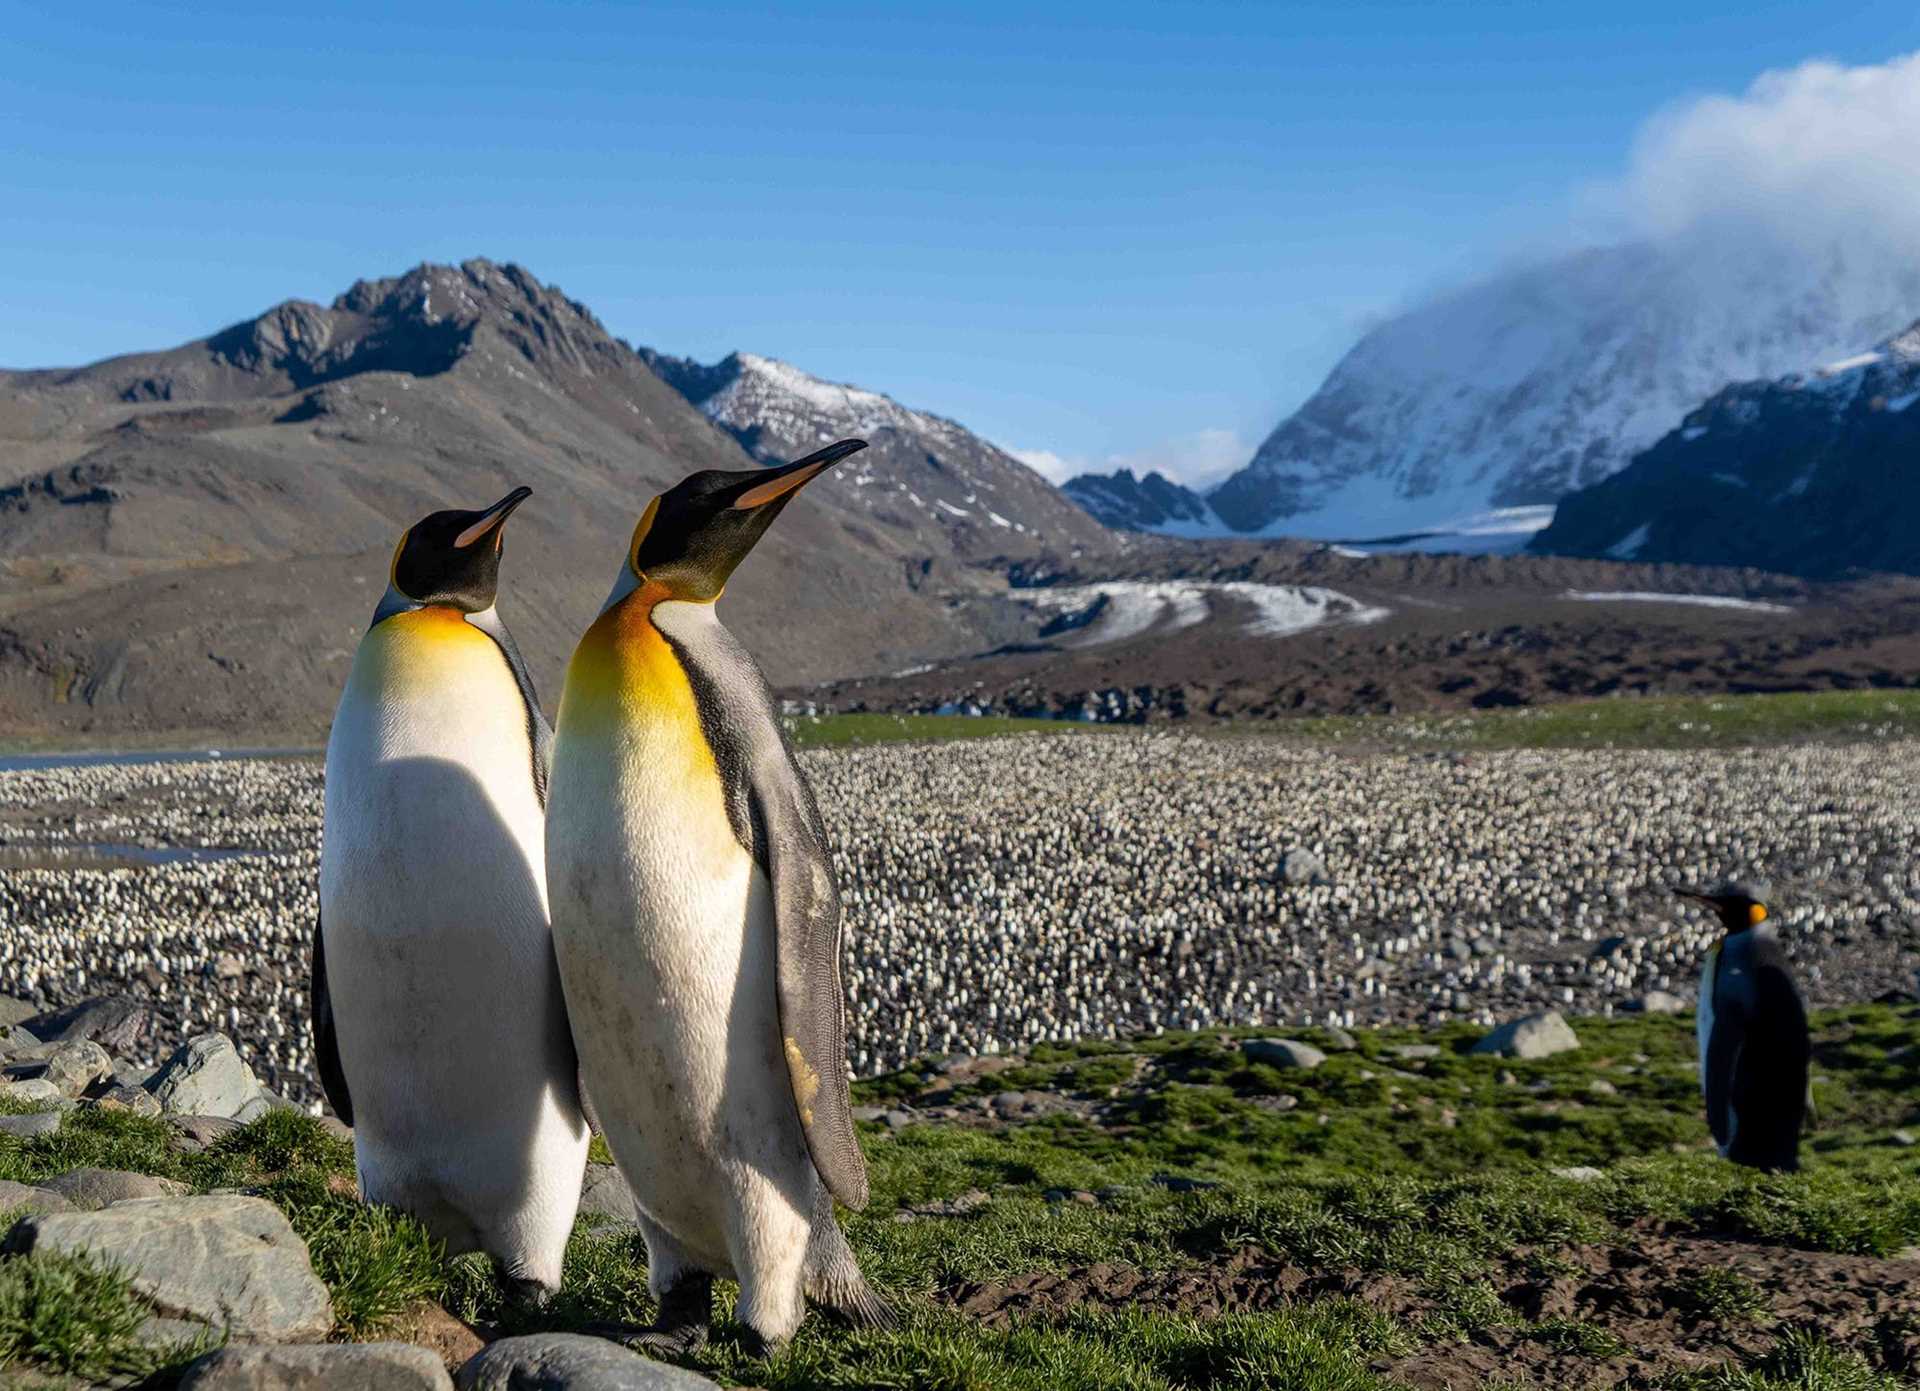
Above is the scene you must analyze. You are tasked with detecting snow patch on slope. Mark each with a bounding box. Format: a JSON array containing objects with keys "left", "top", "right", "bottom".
[{"left": 1018, "top": 582, "right": 1388, "bottom": 648}]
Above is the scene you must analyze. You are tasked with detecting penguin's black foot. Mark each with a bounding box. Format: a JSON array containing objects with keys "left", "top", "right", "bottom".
[
  {"left": 624, "top": 1272, "right": 713, "bottom": 1357},
  {"left": 497, "top": 1268, "right": 557, "bottom": 1314}
]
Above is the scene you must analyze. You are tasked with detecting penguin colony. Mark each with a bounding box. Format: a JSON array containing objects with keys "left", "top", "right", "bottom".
[{"left": 3, "top": 734, "right": 1916, "bottom": 1095}]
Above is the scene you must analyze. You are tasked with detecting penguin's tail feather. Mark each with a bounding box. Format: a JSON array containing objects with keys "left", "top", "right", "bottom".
[{"left": 805, "top": 1189, "right": 898, "bottom": 1330}]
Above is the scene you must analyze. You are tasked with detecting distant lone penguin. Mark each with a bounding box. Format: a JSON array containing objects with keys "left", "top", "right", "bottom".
[
  {"left": 316, "top": 487, "right": 588, "bottom": 1301},
  {"left": 546, "top": 440, "right": 893, "bottom": 1353},
  {"left": 1675, "top": 881, "right": 1809, "bottom": 1172}
]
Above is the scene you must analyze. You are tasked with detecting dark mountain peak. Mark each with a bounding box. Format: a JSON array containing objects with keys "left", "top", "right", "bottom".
[
  {"left": 634, "top": 346, "right": 743, "bottom": 408},
  {"left": 1533, "top": 325, "right": 1920, "bottom": 577},
  {"left": 1063, "top": 466, "right": 1215, "bottom": 532}
]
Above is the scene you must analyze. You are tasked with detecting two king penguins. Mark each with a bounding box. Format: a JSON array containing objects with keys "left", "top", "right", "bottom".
[{"left": 316, "top": 440, "right": 889, "bottom": 1349}]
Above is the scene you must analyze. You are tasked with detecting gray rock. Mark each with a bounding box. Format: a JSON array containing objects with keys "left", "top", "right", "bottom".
[
  {"left": 96, "top": 1084, "right": 163, "bottom": 1117},
  {"left": 5, "top": 1195, "right": 333, "bottom": 1340},
  {"left": 1587, "top": 1079, "right": 1618, "bottom": 1096},
  {"left": 180, "top": 1342, "right": 454, "bottom": 1389},
  {"left": 1891, "top": 1129, "right": 1917, "bottom": 1148},
  {"left": 0, "top": 1023, "right": 45, "bottom": 1060},
  {"left": 1322, "top": 1027, "right": 1359, "bottom": 1052},
  {"left": 1469, "top": 1012, "right": 1580, "bottom": 1060},
  {"left": 577, "top": 1163, "right": 639, "bottom": 1225},
  {"left": 1552, "top": 1166, "right": 1605, "bottom": 1182},
  {"left": 1241, "top": 1038, "right": 1327, "bottom": 1070},
  {"left": 883, "top": 1109, "right": 914, "bottom": 1130},
  {"left": 1635, "top": 991, "right": 1687, "bottom": 1015},
  {"left": 1389, "top": 1045, "right": 1441, "bottom": 1060},
  {"left": 457, "top": 1333, "right": 720, "bottom": 1389},
  {"left": 0, "top": 1178, "right": 74, "bottom": 1214},
  {"left": 112, "top": 1057, "right": 155, "bottom": 1089},
  {"left": 170, "top": 1114, "right": 245, "bottom": 1153},
  {"left": 147, "top": 1034, "right": 270, "bottom": 1122},
  {"left": 25, "top": 995, "right": 154, "bottom": 1055},
  {"left": 0, "top": 1078, "right": 68, "bottom": 1107},
  {"left": 45, "top": 1167, "right": 191, "bottom": 1210},
  {"left": 0, "top": 995, "right": 37, "bottom": 1029},
  {"left": 850, "top": 1105, "right": 889, "bottom": 1123},
  {"left": 1278, "top": 848, "right": 1328, "bottom": 885},
  {"left": 0, "top": 1110, "right": 62, "bottom": 1138},
  {"left": 43, "top": 1038, "right": 114, "bottom": 1098}
]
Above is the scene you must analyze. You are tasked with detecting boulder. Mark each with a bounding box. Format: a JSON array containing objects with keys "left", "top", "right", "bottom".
[
  {"left": 0, "top": 994, "right": 37, "bottom": 1029},
  {"left": 147, "top": 1034, "right": 270, "bottom": 1122},
  {"left": 1322, "top": 1027, "right": 1359, "bottom": 1052},
  {"left": 0, "top": 1023, "right": 45, "bottom": 1061},
  {"left": 1551, "top": 1166, "right": 1606, "bottom": 1182},
  {"left": 96, "top": 1085, "right": 163, "bottom": 1117},
  {"left": 43, "top": 1038, "right": 114, "bottom": 1098},
  {"left": 0, "top": 1178, "right": 74, "bottom": 1215},
  {"left": 180, "top": 1343, "right": 454, "bottom": 1389},
  {"left": 170, "top": 1114, "right": 246, "bottom": 1153},
  {"left": 4, "top": 1195, "right": 334, "bottom": 1341},
  {"left": 0, "top": 1111, "right": 63, "bottom": 1139},
  {"left": 1389, "top": 1045, "right": 1441, "bottom": 1061},
  {"left": 44, "top": 1167, "right": 191, "bottom": 1210},
  {"left": 1634, "top": 991, "right": 1687, "bottom": 1015},
  {"left": 1469, "top": 1012, "right": 1580, "bottom": 1060},
  {"left": 0, "top": 1078, "right": 67, "bottom": 1107},
  {"left": 1241, "top": 1038, "right": 1327, "bottom": 1070},
  {"left": 457, "top": 1333, "right": 721, "bottom": 1389},
  {"left": 25, "top": 995, "right": 154, "bottom": 1055},
  {"left": 577, "top": 1164, "right": 640, "bottom": 1225}
]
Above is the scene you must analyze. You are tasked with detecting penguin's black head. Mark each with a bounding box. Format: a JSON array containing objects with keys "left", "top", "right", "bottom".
[
  {"left": 626, "top": 439, "right": 865, "bottom": 602},
  {"left": 1674, "top": 880, "right": 1771, "bottom": 934},
  {"left": 391, "top": 487, "right": 533, "bottom": 612}
]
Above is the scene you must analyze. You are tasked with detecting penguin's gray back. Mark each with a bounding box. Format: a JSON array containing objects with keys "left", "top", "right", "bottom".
[{"left": 320, "top": 603, "right": 586, "bottom": 1279}]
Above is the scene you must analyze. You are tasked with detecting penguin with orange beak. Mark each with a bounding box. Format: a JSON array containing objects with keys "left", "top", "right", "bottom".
[
  {"left": 317, "top": 487, "right": 589, "bottom": 1301},
  {"left": 1674, "top": 881, "right": 1809, "bottom": 1172},
  {"left": 546, "top": 441, "right": 891, "bottom": 1352}
]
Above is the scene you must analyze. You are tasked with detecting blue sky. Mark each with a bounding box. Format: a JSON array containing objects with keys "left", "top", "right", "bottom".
[{"left": 4, "top": 3, "right": 1919, "bottom": 484}]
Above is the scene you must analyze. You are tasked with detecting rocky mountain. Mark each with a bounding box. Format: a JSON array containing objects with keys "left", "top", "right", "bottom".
[
  {"left": 1533, "top": 323, "right": 1920, "bottom": 577},
  {"left": 637, "top": 349, "right": 1116, "bottom": 562},
  {"left": 0, "top": 260, "right": 1107, "bottom": 742},
  {"left": 1204, "top": 241, "right": 1920, "bottom": 540},
  {"left": 1060, "top": 467, "right": 1217, "bottom": 534}
]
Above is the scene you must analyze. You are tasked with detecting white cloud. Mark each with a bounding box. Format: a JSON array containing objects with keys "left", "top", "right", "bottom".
[
  {"left": 1004, "top": 446, "right": 1079, "bottom": 485},
  {"left": 1005, "top": 428, "right": 1252, "bottom": 491},
  {"left": 1613, "top": 53, "right": 1920, "bottom": 249}
]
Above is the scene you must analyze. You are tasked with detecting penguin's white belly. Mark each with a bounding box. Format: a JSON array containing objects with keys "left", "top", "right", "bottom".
[
  {"left": 320, "top": 613, "right": 584, "bottom": 1270},
  {"left": 548, "top": 742, "right": 814, "bottom": 1273}
]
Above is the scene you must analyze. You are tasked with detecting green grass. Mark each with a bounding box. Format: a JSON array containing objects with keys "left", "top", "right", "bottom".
[
  {"left": 0, "top": 1006, "right": 1916, "bottom": 1388},
  {"left": 782, "top": 712, "right": 1100, "bottom": 747},
  {"left": 0, "top": 1247, "right": 218, "bottom": 1383},
  {"left": 1226, "top": 688, "right": 1920, "bottom": 750}
]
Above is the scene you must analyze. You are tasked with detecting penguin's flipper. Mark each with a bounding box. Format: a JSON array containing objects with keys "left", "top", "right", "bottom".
[
  {"left": 1702, "top": 999, "right": 1740, "bottom": 1154},
  {"left": 310, "top": 914, "right": 354, "bottom": 1128},
  {"left": 755, "top": 768, "right": 870, "bottom": 1211}
]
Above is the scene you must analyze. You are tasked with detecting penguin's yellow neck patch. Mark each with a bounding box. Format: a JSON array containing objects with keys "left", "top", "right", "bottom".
[
  {"left": 557, "top": 585, "right": 712, "bottom": 763},
  {"left": 354, "top": 605, "right": 499, "bottom": 699}
]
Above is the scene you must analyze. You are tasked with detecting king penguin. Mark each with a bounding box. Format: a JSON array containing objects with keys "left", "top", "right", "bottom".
[
  {"left": 1675, "top": 881, "right": 1810, "bottom": 1172},
  {"left": 316, "top": 487, "right": 589, "bottom": 1299},
  {"left": 546, "top": 440, "right": 892, "bottom": 1352}
]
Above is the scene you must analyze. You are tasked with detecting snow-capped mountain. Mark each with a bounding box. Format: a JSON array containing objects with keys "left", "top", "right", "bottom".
[
  {"left": 1208, "top": 240, "right": 1920, "bottom": 541},
  {"left": 1532, "top": 322, "right": 1920, "bottom": 577},
  {"left": 638, "top": 349, "right": 1116, "bottom": 560},
  {"left": 1061, "top": 467, "right": 1219, "bottom": 534}
]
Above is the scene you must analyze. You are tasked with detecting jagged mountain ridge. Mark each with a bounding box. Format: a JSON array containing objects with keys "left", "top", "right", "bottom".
[
  {"left": 637, "top": 349, "right": 1116, "bottom": 561},
  {"left": 1200, "top": 241, "right": 1920, "bottom": 539},
  {"left": 0, "top": 260, "right": 1098, "bottom": 740},
  {"left": 1532, "top": 323, "right": 1920, "bottom": 577},
  {"left": 1061, "top": 468, "right": 1217, "bottom": 534}
]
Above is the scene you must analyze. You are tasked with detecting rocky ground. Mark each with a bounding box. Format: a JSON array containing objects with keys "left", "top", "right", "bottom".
[
  {"left": 1, "top": 731, "right": 1917, "bottom": 1100},
  {"left": 0, "top": 992, "right": 1915, "bottom": 1389}
]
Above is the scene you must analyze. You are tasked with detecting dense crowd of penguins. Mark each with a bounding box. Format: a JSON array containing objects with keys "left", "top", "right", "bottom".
[{"left": 1, "top": 732, "right": 1914, "bottom": 1102}]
